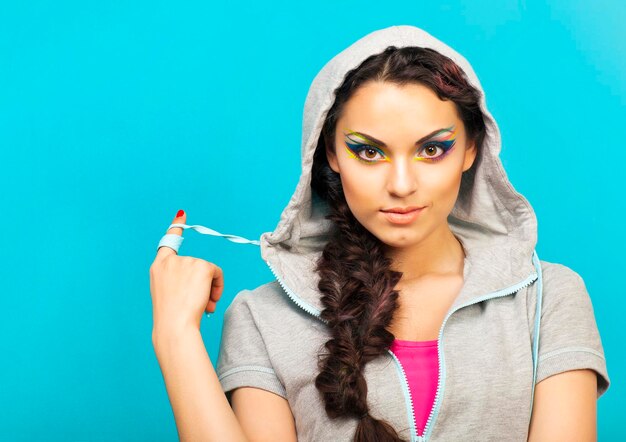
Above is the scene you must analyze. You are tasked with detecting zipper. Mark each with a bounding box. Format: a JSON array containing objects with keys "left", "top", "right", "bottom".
[
  {"left": 266, "top": 259, "right": 328, "bottom": 324},
  {"left": 388, "top": 348, "right": 420, "bottom": 441},
  {"left": 266, "top": 257, "right": 538, "bottom": 442},
  {"left": 420, "top": 270, "right": 539, "bottom": 442}
]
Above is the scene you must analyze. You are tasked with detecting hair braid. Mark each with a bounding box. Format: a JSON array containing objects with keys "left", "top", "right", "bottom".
[{"left": 310, "top": 45, "right": 487, "bottom": 441}]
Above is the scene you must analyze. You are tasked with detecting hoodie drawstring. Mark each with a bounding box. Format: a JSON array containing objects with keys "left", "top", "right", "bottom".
[{"left": 166, "top": 223, "right": 261, "bottom": 246}]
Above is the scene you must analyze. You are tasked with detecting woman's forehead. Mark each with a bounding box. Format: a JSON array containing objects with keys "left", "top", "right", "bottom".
[{"left": 339, "top": 82, "right": 461, "bottom": 131}]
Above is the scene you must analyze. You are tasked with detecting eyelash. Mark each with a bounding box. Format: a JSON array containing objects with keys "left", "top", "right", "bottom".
[{"left": 345, "top": 141, "right": 455, "bottom": 164}]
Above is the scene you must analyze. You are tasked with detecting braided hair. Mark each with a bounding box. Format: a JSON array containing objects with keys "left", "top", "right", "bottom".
[{"left": 310, "top": 45, "right": 487, "bottom": 441}]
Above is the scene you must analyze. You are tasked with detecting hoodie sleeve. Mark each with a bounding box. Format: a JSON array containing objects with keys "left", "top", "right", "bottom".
[
  {"left": 529, "top": 261, "right": 610, "bottom": 399},
  {"left": 216, "top": 289, "right": 288, "bottom": 402}
]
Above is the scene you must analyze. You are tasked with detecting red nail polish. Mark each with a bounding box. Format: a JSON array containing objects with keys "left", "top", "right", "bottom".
[{"left": 176, "top": 209, "right": 185, "bottom": 218}]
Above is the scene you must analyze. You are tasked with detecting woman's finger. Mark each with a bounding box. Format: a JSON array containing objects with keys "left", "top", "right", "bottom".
[
  {"left": 206, "top": 265, "right": 224, "bottom": 313},
  {"left": 156, "top": 209, "right": 186, "bottom": 259}
]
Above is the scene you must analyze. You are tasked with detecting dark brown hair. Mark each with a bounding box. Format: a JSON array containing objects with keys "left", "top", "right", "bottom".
[{"left": 310, "top": 45, "right": 487, "bottom": 441}]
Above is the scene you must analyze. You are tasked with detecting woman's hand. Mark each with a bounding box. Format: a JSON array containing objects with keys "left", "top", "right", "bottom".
[{"left": 149, "top": 210, "right": 225, "bottom": 335}]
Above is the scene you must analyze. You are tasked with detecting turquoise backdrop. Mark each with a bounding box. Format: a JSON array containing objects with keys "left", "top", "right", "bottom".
[{"left": 1, "top": 1, "right": 623, "bottom": 440}]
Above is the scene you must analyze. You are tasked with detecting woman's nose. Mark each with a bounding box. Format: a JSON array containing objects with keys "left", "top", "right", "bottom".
[{"left": 386, "top": 159, "right": 418, "bottom": 197}]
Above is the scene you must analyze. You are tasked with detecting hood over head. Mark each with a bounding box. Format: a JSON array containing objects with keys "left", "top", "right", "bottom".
[{"left": 192, "top": 25, "right": 540, "bottom": 317}]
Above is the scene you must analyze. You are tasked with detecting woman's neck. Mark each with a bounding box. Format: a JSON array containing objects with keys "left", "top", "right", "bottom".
[{"left": 385, "top": 225, "right": 465, "bottom": 282}]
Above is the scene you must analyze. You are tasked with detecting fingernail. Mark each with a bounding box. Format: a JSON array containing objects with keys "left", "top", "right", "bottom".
[{"left": 176, "top": 209, "right": 185, "bottom": 218}]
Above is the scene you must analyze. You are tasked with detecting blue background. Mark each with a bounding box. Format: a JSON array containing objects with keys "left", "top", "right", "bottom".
[{"left": 1, "top": 1, "right": 623, "bottom": 440}]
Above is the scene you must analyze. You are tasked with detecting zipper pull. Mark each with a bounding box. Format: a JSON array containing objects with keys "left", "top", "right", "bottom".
[{"left": 167, "top": 223, "right": 261, "bottom": 246}]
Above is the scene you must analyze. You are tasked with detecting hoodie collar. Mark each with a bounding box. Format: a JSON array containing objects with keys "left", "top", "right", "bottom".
[{"left": 256, "top": 25, "right": 538, "bottom": 317}]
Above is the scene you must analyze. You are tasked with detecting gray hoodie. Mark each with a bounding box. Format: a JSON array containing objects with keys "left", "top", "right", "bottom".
[{"left": 203, "top": 25, "right": 610, "bottom": 442}]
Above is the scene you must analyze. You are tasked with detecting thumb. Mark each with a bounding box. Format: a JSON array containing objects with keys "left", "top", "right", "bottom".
[{"left": 156, "top": 209, "right": 187, "bottom": 259}]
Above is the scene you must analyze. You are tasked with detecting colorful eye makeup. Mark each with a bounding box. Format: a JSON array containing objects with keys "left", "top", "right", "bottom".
[
  {"left": 343, "top": 137, "right": 391, "bottom": 164},
  {"left": 342, "top": 125, "right": 458, "bottom": 164}
]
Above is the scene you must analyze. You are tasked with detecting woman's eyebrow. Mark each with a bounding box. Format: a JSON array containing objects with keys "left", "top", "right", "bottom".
[{"left": 344, "top": 125, "right": 455, "bottom": 147}]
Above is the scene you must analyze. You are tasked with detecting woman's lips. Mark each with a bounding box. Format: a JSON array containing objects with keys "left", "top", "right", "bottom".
[
  {"left": 381, "top": 206, "right": 424, "bottom": 214},
  {"left": 380, "top": 207, "right": 425, "bottom": 224}
]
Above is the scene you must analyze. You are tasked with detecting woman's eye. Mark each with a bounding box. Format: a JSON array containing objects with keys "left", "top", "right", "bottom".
[
  {"left": 355, "top": 145, "right": 384, "bottom": 162},
  {"left": 420, "top": 143, "right": 445, "bottom": 159}
]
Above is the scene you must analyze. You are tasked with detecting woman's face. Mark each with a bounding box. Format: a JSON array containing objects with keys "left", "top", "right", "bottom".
[{"left": 326, "top": 81, "right": 477, "bottom": 250}]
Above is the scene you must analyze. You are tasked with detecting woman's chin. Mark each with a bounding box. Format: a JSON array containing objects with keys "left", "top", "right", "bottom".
[{"left": 373, "top": 229, "right": 422, "bottom": 250}]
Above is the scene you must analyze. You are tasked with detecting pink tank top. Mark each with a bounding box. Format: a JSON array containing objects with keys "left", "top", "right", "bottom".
[{"left": 389, "top": 338, "right": 439, "bottom": 437}]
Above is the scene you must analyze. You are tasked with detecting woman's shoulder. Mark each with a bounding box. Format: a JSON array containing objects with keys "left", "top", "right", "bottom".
[
  {"left": 537, "top": 258, "right": 588, "bottom": 294},
  {"left": 230, "top": 279, "right": 285, "bottom": 301},
  {"left": 538, "top": 258, "right": 584, "bottom": 280},
  {"left": 225, "top": 279, "right": 315, "bottom": 324},
  {"left": 534, "top": 257, "right": 596, "bottom": 311}
]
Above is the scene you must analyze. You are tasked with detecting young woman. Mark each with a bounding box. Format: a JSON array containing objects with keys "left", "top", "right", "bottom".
[{"left": 150, "top": 25, "right": 610, "bottom": 441}]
